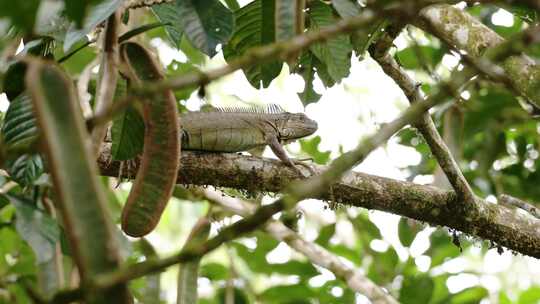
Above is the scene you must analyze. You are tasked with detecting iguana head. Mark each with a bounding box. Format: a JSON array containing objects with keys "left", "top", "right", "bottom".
[{"left": 276, "top": 113, "right": 318, "bottom": 141}]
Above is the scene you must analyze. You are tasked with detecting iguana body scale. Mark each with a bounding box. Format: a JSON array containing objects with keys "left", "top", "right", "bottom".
[{"left": 179, "top": 105, "right": 318, "bottom": 169}]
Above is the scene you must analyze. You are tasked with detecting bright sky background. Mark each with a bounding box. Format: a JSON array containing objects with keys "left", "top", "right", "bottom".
[{"left": 0, "top": 4, "right": 538, "bottom": 303}]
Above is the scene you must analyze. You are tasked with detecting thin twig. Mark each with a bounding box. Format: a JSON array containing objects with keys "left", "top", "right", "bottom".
[
  {"left": 91, "top": 11, "right": 120, "bottom": 155},
  {"left": 369, "top": 24, "right": 477, "bottom": 206},
  {"left": 203, "top": 189, "right": 399, "bottom": 304},
  {"left": 499, "top": 194, "right": 540, "bottom": 220}
]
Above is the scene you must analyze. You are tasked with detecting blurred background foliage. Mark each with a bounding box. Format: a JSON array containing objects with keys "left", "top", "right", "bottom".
[{"left": 0, "top": 0, "right": 539, "bottom": 303}]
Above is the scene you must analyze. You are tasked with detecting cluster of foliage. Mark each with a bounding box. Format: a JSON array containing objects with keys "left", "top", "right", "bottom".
[{"left": 0, "top": 0, "right": 539, "bottom": 303}]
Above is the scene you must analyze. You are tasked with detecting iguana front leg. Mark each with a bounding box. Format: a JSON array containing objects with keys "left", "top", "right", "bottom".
[{"left": 267, "top": 135, "right": 312, "bottom": 176}]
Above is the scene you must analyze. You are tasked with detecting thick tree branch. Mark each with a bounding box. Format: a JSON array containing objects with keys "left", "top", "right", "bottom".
[
  {"left": 98, "top": 149, "right": 540, "bottom": 258},
  {"left": 417, "top": 4, "right": 540, "bottom": 107},
  {"left": 203, "top": 189, "right": 398, "bottom": 304},
  {"left": 369, "top": 25, "right": 477, "bottom": 206}
]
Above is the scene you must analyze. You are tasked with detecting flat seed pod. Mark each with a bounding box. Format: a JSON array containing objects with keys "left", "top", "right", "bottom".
[
  {"left": 25, "top": 59, "right": 130, "bottom": 303},
  {"left": 120, "top": 42, "right": 181, "bottom": 237}
]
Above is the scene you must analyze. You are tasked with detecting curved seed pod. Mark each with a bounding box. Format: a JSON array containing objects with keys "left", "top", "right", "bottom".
[
  {"left": 25, "top": 59, "right": 130, "bottom": 303},
  {"left": 120, "top": 42, "right": 180, "bottom": 237}
]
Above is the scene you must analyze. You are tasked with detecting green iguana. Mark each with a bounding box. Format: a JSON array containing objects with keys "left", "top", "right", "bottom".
[{"left": 179, "top": 104, "right": 318, "bottom": 171}]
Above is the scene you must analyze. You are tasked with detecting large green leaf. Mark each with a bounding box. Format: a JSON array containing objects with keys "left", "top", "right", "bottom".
[
  {"left": 518, "top": 286, "right": 540, "bottom": 304},
  {"left": 223, "top": 0, "right": 240, "bottom": 11},
  {"left": 1, "top": 94, "right": 38, "bottom": 152},
  {"left": 64, "top": 0, "right": 124, "bottom": 52},
  {"left": 175, "top": 0, "right": 234, "bottom": 57},
  {"left": 299, "top": 135, "right": 331, "bottom": 164},
  {"left": 450, "top": 286, "right": 488, "bottom": 304},
  {"left": 293, "top": 51, "right": 323, "bottom": 105},
  {"left": 260, "top": 284, "right": 315, "bottom": 303},
  {"left": 166, "top": 60, "right": 201, "bottom": 101},
  {"left": 111, "top": 79, "right": 145, "bottom": 161},
  {"left": 367, "top": 247, "right": 398, "bottom": 284},
  {"left": 63, "top": 0, "right": 103, "bottom": 28},
  {"left": 308, "top": 1, "right": 352, "bottom": 83},
  {"left": 399, "top": 274, "right": 434, "bottom": 304},
  {"left": 3, "top": 38, "right": 55, "bottom": 100},
  {"left": 315, "top": 223, "right": 335, "bottom": 247},
  {"left": 199, "top": 262, "right": 228, "bottom": 281},
  {"left": 152, "top": 2, "right": 184, "bottom": 47},
  {"left": 6, "top": 154, "right": 43, "bottom": 188},
  {"left": 398, "top": 218, "right": 416, "bottom": 247},
  {"left": 8, "top": 195, "right": 60, "bottom": 264},
  {"left": 0, "top": 0, "right": 40, "bottom": 32},
  {"left": 223, "top": 0, "right": 282, "bottom": 88},
  {"left": 396, "top": 45, "right": 445, "bottom": 70}
]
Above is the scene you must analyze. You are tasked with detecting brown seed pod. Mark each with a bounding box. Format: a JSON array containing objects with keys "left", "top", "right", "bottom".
[{"left": 119, "top": 42, "right": 180, "bottom": 237}]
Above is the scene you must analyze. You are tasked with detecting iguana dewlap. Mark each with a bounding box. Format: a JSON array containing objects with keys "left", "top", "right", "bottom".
[{"left": 179, "top": 105, "right": 317, "bottom": 169}]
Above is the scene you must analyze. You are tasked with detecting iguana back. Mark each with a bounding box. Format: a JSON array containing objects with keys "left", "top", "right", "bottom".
[
  {"left": 179, "top": 106, "right": 317, "bottom": 154},
  {"left": 179, "top": 111, "right": 268, "bottom": 152}
]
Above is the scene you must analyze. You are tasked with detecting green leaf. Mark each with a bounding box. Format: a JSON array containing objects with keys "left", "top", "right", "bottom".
[
  {"left": 152, "top": 2, "right": 184, "bottom": 47},
  {"left": 499, "top": 291, "right": 512, "bottom": 304},
  {"left": 315, "top": 223, "right": 335, "bottom": 247},
  {"left": 223, "top": 0, "right": 282, "bottom": 88},
  {"left": 398, "top": 218, "right": 416, "bottom": 247},
  {"left": 308, "top": 1, "right": 352, "bottom": 83},
  {"left": 399, "top": 274, "right": 434, "bottom": 304},
  {"left": 3, "top": 38, "right": 55, "bottom": 100},
  {"left": 431, "top": 274, "right": 451, "bottom": 304},
  {"left": 450, "top": 287, "right": 488, "bottom": 304},
  {"left": 293, "top": 51, "right": 323, "bottom": 105},
  {"left": 57, "top": 40, "right": 97, "bottom": 74},
  {"left": 1, "top": 94, "right": 39, "bottom": 153},
  {"left": 64, "top": 0, "right": 124, "bottom": 52},
  {"left": 166, "top": 60, "right": 200, "bottom": 101},
  {"left": 175, "top": 0, "right": 234, "bottom": 57},
  {"left": 217, "top": 287, "right": 249, "bottom": 304},
  {"left": 395, "top": 45, "right": 445, "bottom": 70},
  {"left": 6, "top": 154, "right": 43, "bottom": 188},
  {"left": 367, "top": 247, "right": 398, "bottom": 284},
  {"left": 352, "top": 19, "right": 389, "bottom": 58},
  {"left": 353, "top": 213, "right": 381, "bottom": 240},
  {"left": 518, "top": 286, "right": 540, "bottom": 304},
  {"left": 260, "top": 284, "right": 316, "bottom": 303},
  {"left": 0, "top": 0, "right": 40, "bottom": 33},
  {"left": 8, "top": 195, "right": 60, "bottom": 264},
  {"left": 118, "top": 22, "right": 170, "bottom": 43},
  {"left": 223, "top": 0, "right": 240, "bottom": 11},
  {"left": 179, "top": 35, "right": 207, "bottom": 65},
  {"left": 200, "top": 262, "right": 229, "bottom": 281},
  {"left": 299, "top": 136, "right": 331, "bottom": 164},
  {"left": 64, "top": 0, "right": 103, "bottom": 28},
  {"left": 111, "top": 79, "right": 145, "bottom": 161},
  {"left": 428, "top": 230, "right": 461, "bottom": 267}
]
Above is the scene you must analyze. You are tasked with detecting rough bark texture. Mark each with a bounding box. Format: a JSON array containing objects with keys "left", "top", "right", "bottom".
[
  {"left": 98, "top": 144, "right": 540, "bottom": 258},
  {"left": 417, "top": 4, "right": 540, "bottom": 107}
]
